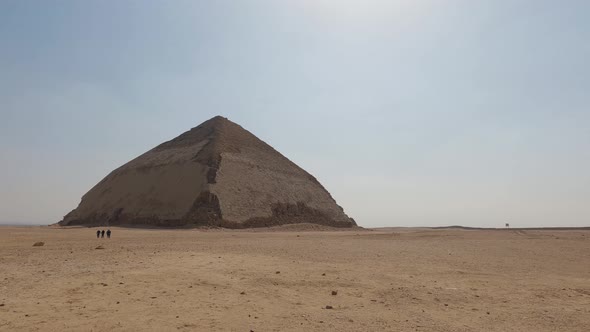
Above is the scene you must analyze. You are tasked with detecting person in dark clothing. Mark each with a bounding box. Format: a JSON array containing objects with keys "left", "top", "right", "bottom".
[
  {"left": 101, "top": 230, "right": 105, "bottom": 238},
  {"left": 96, "top": 230, "right": 100, "bottom": 238},
  {"left": 107, "top": 229, "right": 111, "bottom": 239}
]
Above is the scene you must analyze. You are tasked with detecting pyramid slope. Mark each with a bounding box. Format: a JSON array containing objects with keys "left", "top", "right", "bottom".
[{"left": 60, "top": 116, "right": 356, "bottom": 228}]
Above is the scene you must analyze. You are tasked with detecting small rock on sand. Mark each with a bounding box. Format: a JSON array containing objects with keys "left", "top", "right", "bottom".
[
  {"left": 331, "top": 291, "right": 338, "bottom": 296},
  {"left": 325, "top": 305, "right": 333, "bottom": 309},
  {"left": 95, "top": 245, "right": 105, "bottom": 250},
  {"left": 33, "top": 242, "right": 44, "bottom": 247}
]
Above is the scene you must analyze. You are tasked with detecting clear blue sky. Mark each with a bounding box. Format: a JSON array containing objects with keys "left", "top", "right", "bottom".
[{"left": 1, "top": 0, "right": 589, "bottom": 227}]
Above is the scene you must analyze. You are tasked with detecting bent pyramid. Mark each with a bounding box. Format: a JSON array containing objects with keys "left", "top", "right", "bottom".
[{"left": 60, "top": 116, "right": 356, "bottom": 228}]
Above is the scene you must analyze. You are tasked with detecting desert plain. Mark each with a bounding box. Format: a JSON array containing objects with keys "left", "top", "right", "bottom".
[{"left": 0, "top": 226, "right": 589, "bottom": 332}]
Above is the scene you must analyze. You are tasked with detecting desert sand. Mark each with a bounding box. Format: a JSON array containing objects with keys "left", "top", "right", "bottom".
[{"left": 1, "top": 226, "right": 589, "bottom": 331}]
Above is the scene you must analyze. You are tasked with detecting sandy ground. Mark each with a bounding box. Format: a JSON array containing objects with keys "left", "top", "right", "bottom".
[{"left": 0, "top": 226, "right": 589, "bottom": 332}]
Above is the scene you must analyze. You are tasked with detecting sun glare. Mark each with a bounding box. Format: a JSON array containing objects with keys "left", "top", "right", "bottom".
[{"left": 297, "top": 0, "right": 428, "bottom": 21}]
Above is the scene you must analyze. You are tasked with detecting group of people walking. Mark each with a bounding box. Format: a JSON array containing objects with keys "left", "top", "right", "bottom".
[{"left": 96, "top": 229, "right": 112, "bottom": 238}]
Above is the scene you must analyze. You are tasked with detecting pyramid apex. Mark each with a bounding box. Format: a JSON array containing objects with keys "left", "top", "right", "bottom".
[
  {"left": 210, "top": 115, "right": 228, "bottom": 121},
  {"left": 196, "top": 115, "right": 233, "bottom": 128}
]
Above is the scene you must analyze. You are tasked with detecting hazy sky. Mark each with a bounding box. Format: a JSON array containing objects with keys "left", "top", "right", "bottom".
[{"left": 1, "top": 0, "right": 589, "bottom": 227}]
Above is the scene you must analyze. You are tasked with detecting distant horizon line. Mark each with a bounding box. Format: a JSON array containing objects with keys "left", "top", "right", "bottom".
[{"left": 1, "top": 222, "right": 589, "bottom": 230}]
